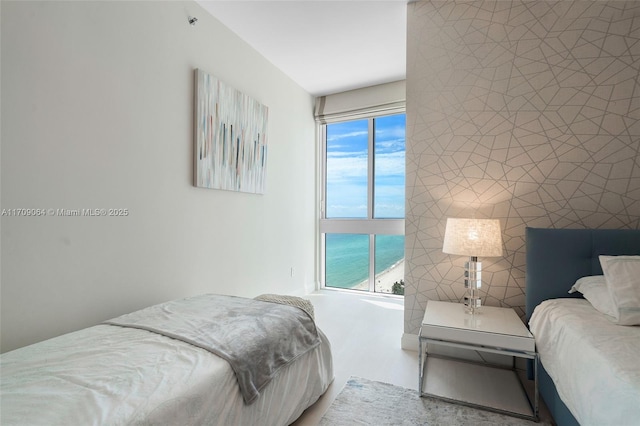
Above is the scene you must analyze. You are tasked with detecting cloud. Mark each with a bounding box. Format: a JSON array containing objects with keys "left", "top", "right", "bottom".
[
  {"left": 376, "top": 126, "right": 406, "bottom": 141},
  {"left": 374, "top": 151, "right": 405, "bottom": 176},
  {"left": 324, "top": 117, "right": 406, "bottom": 218},
  {"left": 326, "top": 155, "right": 368, "bottom": 183},
  {"left": 326, "top": 204, "right": 368, "bottom": 217},
  {"left": 375, "top": 138, "right": 405, "bottom": 153},
  {"left": 327, "top": 130, "right": 368, "bottom": 143},
  {"left": 327, "top": 150, "right": 404, "bottom": 182}
]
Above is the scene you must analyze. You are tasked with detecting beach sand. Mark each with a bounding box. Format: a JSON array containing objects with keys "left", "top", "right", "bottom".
[{"left": 352, "top": 259, "right": 405, "bottom": 294}]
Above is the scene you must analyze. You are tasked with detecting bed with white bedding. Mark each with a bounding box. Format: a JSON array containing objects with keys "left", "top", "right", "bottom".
[
  {"left": 529, "top": 298, "right": 640, "bottom": 425},
  {"left": 525, "top": 227, "right": 640, "bottom": 426},
  {"left": 0, "top": 294, "right": 333, "bottom": 425}
]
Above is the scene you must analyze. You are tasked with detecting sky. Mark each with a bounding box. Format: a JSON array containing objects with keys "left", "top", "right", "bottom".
[{"left": 326, "top": 114, "right": 406, "bottom": 218}]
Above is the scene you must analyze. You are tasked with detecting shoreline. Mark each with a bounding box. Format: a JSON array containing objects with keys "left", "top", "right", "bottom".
[{"left": 351, "top": 258, "right": 405, "bottom": 293}]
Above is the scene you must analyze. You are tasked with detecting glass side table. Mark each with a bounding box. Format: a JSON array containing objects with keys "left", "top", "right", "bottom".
[{"left": 419, "top": 300, "right": 538, "bottom": 421}]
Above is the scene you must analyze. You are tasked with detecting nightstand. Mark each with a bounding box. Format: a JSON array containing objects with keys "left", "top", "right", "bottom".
[{"left": 418, "top": 300, "right": 538, "bottom": 421}]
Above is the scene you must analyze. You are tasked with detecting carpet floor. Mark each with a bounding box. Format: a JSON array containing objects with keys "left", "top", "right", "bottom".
[{"left": 319, "top": 376, "right": 552, "bottom": 426}]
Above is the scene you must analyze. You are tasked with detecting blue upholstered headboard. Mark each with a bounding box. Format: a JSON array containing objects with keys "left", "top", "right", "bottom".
[
  {"left": 525, "top": 227, "right": 640, "bottom": 321},
  {"left": 525, "top": 227, "right": 640, "bottom": 426}
]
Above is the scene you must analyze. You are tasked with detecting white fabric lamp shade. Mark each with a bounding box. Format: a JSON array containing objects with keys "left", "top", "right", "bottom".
[{"left": 442, "top": 218, "right": 503, "bottom": 258}]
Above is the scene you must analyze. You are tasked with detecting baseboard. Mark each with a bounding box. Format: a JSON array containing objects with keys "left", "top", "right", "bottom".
[{"left": 401, "top": 333, "right": 419, "bottom": 351}]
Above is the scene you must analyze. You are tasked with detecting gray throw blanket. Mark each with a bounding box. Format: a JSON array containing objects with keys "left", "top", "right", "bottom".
[{"left": 104, "top": 294, "right": 320, "bottom": 404}]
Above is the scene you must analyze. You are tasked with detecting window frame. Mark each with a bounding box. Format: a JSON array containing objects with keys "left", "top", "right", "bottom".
[{"left": 319, "top": 112, "right": 405, "bottom": 293}]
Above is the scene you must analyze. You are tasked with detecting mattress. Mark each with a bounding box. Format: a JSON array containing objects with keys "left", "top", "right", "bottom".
[
  {"left": 1, "top": 318, "right": 333, "bottom": 425},
  {"left": 529, "top": 298, "right": 640, "bottom": 426}
]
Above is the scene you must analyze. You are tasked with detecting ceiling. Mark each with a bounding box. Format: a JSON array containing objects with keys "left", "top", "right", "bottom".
[{"left": 196, "top": 1, "right": 408, "bottom": 97}]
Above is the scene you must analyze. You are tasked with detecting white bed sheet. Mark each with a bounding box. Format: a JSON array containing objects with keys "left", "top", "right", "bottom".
[
  {"left": 1, "top": 324, "right": 333, "bottom": 426},
  {"left": 530, "top": 298, "right": 640, "bottom": 426}
]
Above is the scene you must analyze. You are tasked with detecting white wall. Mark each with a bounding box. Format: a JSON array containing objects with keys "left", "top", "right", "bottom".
[{"left": 0, "top": 1, "right": 317, "bottom": 352}]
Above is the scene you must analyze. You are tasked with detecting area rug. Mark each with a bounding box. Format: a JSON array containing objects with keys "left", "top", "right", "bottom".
[{"left": 319, "top": 377, "right": 551, "bottom": 426}]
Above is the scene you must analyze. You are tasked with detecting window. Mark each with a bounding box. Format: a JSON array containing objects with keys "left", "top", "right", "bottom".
[{"left": 321, "top": 113, "right": 405, "bottom": 295}]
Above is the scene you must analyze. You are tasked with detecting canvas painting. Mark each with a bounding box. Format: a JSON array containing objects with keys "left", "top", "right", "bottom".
[{"left": 194, "top": 69, "right": 268, "bottom": 194}]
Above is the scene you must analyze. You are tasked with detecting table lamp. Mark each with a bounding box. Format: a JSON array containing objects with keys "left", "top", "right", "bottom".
[{"left": 442, "top": 218, "right": 503, "bottom": 314}]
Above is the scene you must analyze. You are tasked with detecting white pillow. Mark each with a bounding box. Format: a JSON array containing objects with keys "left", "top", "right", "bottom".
[
  {"left": 568, "top": 275, "right": 617, "bottom": 319},
  {"left": 599, "top": 255, "right": 640, "bottom": 326}
]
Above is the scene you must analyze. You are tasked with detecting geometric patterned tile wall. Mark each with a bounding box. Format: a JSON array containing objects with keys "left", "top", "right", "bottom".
[{"left": 405, "top": 1, "right": 640, "bottom": 335}]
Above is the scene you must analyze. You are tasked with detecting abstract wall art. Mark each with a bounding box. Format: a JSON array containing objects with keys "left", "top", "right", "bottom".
[{"left": 194, "top": 69, "right": 269, "bottom": 194}]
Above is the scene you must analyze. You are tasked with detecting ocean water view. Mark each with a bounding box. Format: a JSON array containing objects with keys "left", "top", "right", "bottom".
[
  {"left": 325, "top": 234, "right": 405, "bottom": 291},
  {"left": 323, "top": 113, "right": 406, "bottom": 294}
]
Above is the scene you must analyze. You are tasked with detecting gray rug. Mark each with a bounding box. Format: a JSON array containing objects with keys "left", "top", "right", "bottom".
[{"left": 319, "top": 377, "right": 551, "bottom": 426}]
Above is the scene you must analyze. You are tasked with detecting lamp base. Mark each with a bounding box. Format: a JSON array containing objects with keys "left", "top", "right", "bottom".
[
  {"left": 464, "top": 295, "right": 481, "bottom": 314},
  {"left": 464, "top": 256, "right": 482, "bottom": 315}
]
